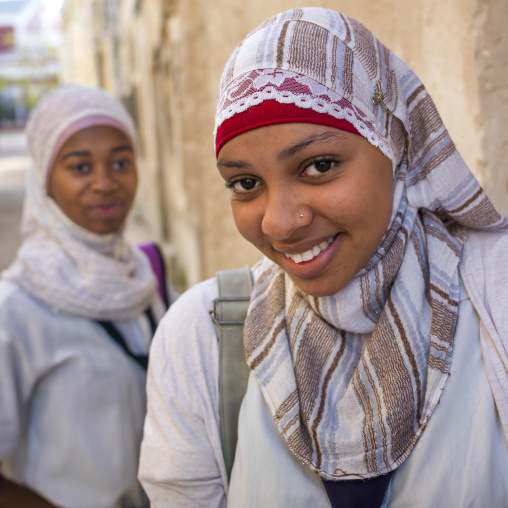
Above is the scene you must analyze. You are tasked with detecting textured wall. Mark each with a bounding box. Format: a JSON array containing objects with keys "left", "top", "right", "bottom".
[
  {"left": 61, "top": 0, "right": 508, "bottom": 289},
  {"left": 180, "top": 0, "right": 508, "bottom": 284},
  {"left": 474, "top": 0, "right": 508, "bottom": 214}
]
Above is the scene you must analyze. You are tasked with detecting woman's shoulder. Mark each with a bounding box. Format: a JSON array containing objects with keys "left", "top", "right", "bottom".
[
  {"left": 0, "top": 280, "right": 89, "bottom": 348},
  {"left": 160, "top": 265, "right": 258, "bottom": 332},
  {"left": 460, "top": 228, "right": 507, "bottom": 329},
  {"left": 464, "top": 228, "right": 508, "bottom": 254},
  {"left": 460, "top": 229, "right": 508, "bottom": 281},
  {"left": 150, "top": 267, "right": 256, "bottom": 376},
  {"left": 0, "top": 279, "right": 29, "bottom": 302},
  {"left": 162, "top": 276, "right": 219, "bottom": 327},
  {"left": 151, "top": 277, "right": 220, "bottom": 367},
  {"left": 0, "top": 280, "right": 54, "bottom": 325},
  {"left": 0, "top": 281, "right": 63, "bottom": 358}
]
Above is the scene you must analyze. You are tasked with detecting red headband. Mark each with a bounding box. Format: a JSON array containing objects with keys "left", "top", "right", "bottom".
[{"left": 215, "top": 99, "right": 361, "bottom": 157}]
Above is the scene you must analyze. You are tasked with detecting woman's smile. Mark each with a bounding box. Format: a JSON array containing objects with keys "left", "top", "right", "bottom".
[
  {"left": 89, "top": 202, "right": 123, "bottom": 218},
  {"left": 217, "top": 122, "right": 394, "bottom": 297},
  {"left": 281, "top": 234, "right": 337, "bottom": 264},
  {"left": 278, "top": 233, "right": 341, "bottom": 279},
  {"left": 279, "top": 230, "right": 340, "bottom": 272}
]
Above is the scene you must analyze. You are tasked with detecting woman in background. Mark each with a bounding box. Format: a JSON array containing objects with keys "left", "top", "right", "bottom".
[
  {"left": 0, "top": 84, "right": 165, "bottom": 508},
  {"left": 139, "top": 7, "right": 508, "bottom": 508}
]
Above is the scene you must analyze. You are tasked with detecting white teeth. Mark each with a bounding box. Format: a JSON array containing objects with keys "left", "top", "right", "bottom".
[
  {"left": 284, "top": 236, "right": 335, "bottom": 264},
  {"left": 302, "top": 250, "right": 314, "bottom": 262}
]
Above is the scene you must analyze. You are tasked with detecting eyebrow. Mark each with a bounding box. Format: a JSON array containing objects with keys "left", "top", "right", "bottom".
[
  {"left": 216, "top": 130, "right": 347, "bottom": 169},
  {"left": 277, "top": 131, "right": 347, "bottom": 161},
  {"left": 111, "top": 145, "right": 133, "bottom": 153},
  {"left": 60, "top": 145, "right": 133, "bottom": 161},
  {"left": 61, "top": 150, "right": 90, "bottom": 161},
  {"left": 216, "top": 159, "right": 250, "bottom": 170}
]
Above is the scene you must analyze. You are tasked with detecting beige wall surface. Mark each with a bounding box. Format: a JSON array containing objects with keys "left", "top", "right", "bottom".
[{"left": 61, "top": 0, "right": 508, "bottom": 290}]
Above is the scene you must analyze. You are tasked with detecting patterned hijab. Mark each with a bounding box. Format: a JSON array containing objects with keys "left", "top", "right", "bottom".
[
  {"left": 2, "top": 84, "right": 157, "bottom": 321},
  {"left": 215, "top": 8, "right": 508, "bottom": 480}
]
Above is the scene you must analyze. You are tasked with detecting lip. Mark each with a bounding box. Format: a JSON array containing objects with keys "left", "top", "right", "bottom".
[
  {"left": 89, "top": 203, "right": 122, "bottom": 218},
  {"left": 278, "top": 233, "right": 341, "bottom": 279},
  {"left": 276, "top": 235, "right": 334, "bottom": 256}
]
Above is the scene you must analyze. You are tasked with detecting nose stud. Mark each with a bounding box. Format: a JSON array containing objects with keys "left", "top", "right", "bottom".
[{"left": 300, "top": 214, "right": 304, "bottom": 218}]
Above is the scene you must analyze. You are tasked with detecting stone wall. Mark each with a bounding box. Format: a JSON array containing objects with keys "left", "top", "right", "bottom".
[{"left": 61, "top": 0, "right": 508, "bottom": 290}]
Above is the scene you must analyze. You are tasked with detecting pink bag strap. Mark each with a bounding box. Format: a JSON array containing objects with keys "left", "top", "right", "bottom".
[{"left": 137, "top": 243, "right": 169, "bottom": 308}]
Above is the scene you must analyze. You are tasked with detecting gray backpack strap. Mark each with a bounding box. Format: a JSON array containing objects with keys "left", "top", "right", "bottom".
[{"left": 211, "top": 266, "right": 252, "bottom": 483}]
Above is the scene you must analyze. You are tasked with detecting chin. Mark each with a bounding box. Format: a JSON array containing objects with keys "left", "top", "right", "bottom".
[
  {"left": 84, "top": 222, "right": 125, "bottom": 235},
  {"left": 289, "top": 276, "right": 347, "bottom": 297},
  {"left": 302, "top": 287, "right": 343, "bottom": 298}
]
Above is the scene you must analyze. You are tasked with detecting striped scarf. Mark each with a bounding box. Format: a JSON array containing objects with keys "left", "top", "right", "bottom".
[{"left": 216, "top": 8, "right": 508, "bottom": 479}]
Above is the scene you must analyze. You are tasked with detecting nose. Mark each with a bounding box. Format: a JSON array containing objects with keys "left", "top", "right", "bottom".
[
  {"left": 261, "top": 187, "right": 310, "bottom": 240},
  {"left": 90, "top": 165, "right": 118, "bottom": 193}
]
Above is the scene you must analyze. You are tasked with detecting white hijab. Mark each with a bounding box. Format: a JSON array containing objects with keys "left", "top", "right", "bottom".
[{"left": 2, "top": 84, "right": 157, "bottom": 321}]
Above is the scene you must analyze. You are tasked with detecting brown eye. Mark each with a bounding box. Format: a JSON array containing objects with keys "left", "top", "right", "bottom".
[
  {"left": 112, "top": 159, "right": 132, "bottom": 171},
  {"left": 70, "top": 163, "right": 91, "bottom": 174},
  {"left": 238, "top": 179, "right": 257, "bottom": 190},
  {"left": 304, "top": 159, "right": 336, "bottom": 176},
  {"left": 314, "top": 160, "right": 334, "bottom": 173},
  {"left": 228, "top": 178, "right": 261, "bottom": 193}
]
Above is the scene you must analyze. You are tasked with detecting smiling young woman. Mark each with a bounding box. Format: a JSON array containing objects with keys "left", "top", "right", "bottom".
[
  {"left": 139, "top": 8, "right": 508, "bottom": 508},
  {"left": 0, "top": 85, "right": 167, "bottom": 508}
]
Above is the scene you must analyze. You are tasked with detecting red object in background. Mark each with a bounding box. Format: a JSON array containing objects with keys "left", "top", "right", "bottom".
[{"left": 0, "top": 26, "right": 15, "bottom": 52}]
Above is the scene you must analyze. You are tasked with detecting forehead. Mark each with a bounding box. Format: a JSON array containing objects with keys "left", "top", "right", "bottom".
[
  {"left": 58, "top": 125, "right": 132, "bottom": 153},
  {"left": 218, "top": 123, "right": 365, "bottom": 160}
]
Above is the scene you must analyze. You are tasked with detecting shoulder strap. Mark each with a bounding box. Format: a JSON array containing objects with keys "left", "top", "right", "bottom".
[
  {"left": 96, "top": 308, "right": 156, "bottom": 371},
  {"left": 211, "top": 266, "right": 252, "bottom": 483},
  {"left": 138, "top": 242, "right": 170, "bottom": 308}
]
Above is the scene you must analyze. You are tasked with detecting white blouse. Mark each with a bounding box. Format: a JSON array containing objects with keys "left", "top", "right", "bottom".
[
  {"left": 139, "top": 272, "right": 508, "bottom": 507},
  {"left": 0, "top": 280, "right": 157, "bottom": 508},
  {"left": 229, "top": 285, "right": 508, "bottom": 507}
]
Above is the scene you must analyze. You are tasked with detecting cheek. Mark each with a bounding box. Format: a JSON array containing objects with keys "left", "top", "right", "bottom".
[
  {"left": 47, "top": 176, "right": 74, "bottom": 208},
  {"left": 126, "top": 176, "right": 138, "bottom": 204},
  {"left": 362, "top": 177, "right": 394, "bottom": 246},
  {"left": 230, "top": 201, "right": 264, "bottom": 245},
  {"left": 332, "top": 171, "right": 393, "bottom": 244}
]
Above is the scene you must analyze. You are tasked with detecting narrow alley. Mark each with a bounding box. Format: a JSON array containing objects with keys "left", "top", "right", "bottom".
[{"left": 0, "top": 130, "right": 29, "bottom": 271}]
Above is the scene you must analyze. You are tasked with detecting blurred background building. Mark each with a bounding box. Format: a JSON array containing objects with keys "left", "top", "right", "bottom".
[
  {"left": 1, "top": 0, "right": 508, "bottom": 290},
  {"left": 0, "top": 0, "right": 61, "bottom": 271},
  {"left": 0, "top": 0, "right": 61, "bottom": 128}
]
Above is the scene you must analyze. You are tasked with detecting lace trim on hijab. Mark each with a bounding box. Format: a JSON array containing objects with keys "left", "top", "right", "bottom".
[{"left": 215, "top": 69, "right": 394, "bottom": 164}]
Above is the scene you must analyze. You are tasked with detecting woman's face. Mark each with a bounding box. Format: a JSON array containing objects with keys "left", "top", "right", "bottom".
[
  {"left": 217, "top": 123, "right": 394, "bottom": 297},
  {"left": 47, "top": 125, "right": 137, "bottom": 235}
]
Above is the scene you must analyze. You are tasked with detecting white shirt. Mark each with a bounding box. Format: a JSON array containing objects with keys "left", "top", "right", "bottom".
[
  {"left": 0, "top": 280, "right": 155, "bottom": 508},
  {"left": 139, "top": 274, "right": 508, "bottom": 507}
]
